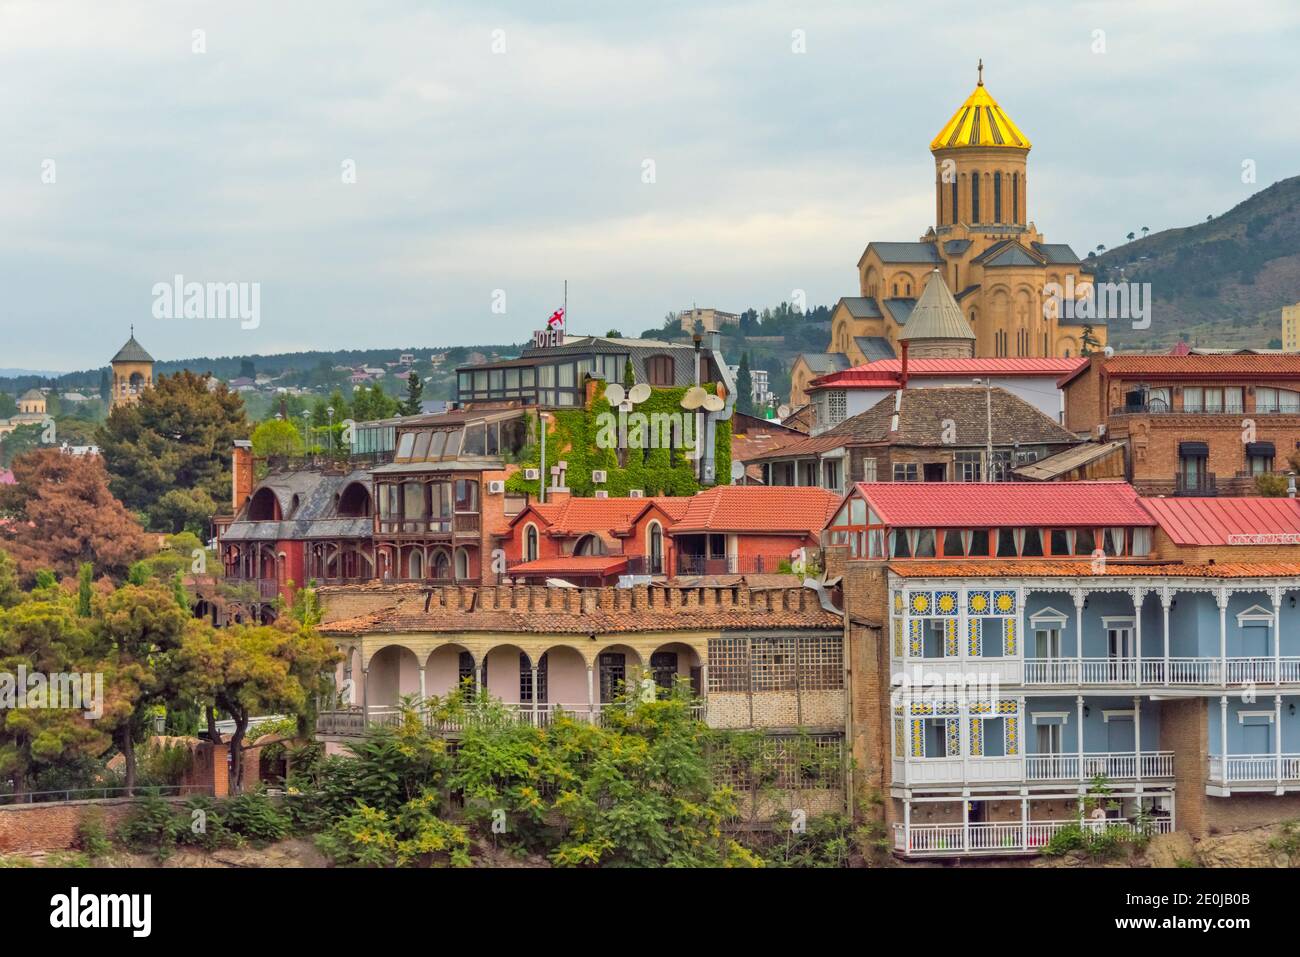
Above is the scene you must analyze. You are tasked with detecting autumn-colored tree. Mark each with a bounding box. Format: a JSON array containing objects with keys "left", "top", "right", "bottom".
[
  {"left": 0, "top": 593, "right": 111, "bottom": 794},
  {"left": 90, "top": 583, "right": 190, "bottom": 792},
  {"left": 0, "top": 449, "right": 151, "bottom": 582},
  {"left": 165, "top": 618, "right": 338, "bottom": 792},
  {"left": 96, "top": 370, "right": 248, "bottom": 532}
]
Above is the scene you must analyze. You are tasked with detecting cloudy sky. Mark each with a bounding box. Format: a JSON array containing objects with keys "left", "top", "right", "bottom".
[{"left": 1, "top": 0, "right": 1297, "bottom": 371}]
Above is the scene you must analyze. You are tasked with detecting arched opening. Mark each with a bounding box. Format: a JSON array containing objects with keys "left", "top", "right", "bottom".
[
  {"left": 424, "top": 643, "right": 474, "bottom": 699},
  {"left": 649, "top": 642, "right": 704, "bottom": 698},
  {"left": 408, "top": 549, "right": 424, "bottom": 580},
  {"left": 538, "top": 645, "right": 590, "bottom": 713},
  {"left": 432, "top": 548, "right": 452, "bottom": 582},
  {"left": 367, "top": 645, "right": 421, "bottom": 709},
  {"left": 524, "top": 524, "right": 539, "bottom": 562},
  {"left": 337, "top": 481, "right": 372, "bottom": 517},
  {"left": 594, "top": 644, "right": 643, "bottom": 704},
  {"left": 454, "top": 547, "right": 471, "bottom": 580},
  {"left": 246, "top": 487, "right": 282, "bottom": 521},
  {"left": 647, "top": 521, "right": 665, "bottom": 575},
  {"left": 574, "top": 534, "right": 607, "bottom": 557}
]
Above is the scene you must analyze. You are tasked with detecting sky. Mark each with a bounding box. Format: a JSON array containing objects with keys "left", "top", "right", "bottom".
[{"left": 1, "top": 0, "right": 1298, "bottom": 372}]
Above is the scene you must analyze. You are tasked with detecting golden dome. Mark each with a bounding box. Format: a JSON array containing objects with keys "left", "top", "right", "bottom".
[{"left": 931, "top": 63, "right": 1031, "bottom": 151}]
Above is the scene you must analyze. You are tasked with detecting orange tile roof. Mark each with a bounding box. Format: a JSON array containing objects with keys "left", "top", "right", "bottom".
[
  {"left": 1060, "top": 353, "right": 1300, "bottom": 387},
  {"left": 509, "top": 555, "right": 629, "bottom": 575},
  {"left": 511, "top": 496, "right": 689, "bottom": 536},
  {"left": 887, "top": 560, "right": 1300, "bottom": 579},
  {"left": 669, "top": 485, "right": 841, "bottom": 535}
]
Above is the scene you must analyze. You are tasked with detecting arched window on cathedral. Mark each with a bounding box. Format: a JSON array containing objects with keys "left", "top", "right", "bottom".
[
  {"left": 993, "top": 172, "right": 1002, "bottom": 224},
  {"left": 970, "top": 171, "right": 981, "bottom": 223},
  {"left": 1012, "top": 172, "right": 1020, "bottom": 222},
  {"left": 951, "top": 178, "right": 958, "bottom": 224}
]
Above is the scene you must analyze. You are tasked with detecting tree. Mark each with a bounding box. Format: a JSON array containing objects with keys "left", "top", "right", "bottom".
[
  {"left": 401, "top": 372, "right": 424, "bottom": 417},
  {"left": 1126, "top": 232, "right": 1135, "bottom": 242},
  {"left": 250, "top": 418, "right": 304, "bottom": 459},
  {"left": 622, "top": 359, "right": 635, "bottom": 390},
  {"left": 0, "top": 449, "right": 151, "bottom": 581},
  {"left": 351, "top": 383, "right": 399, "bottom": 422},
  {"left": 1141, "top": 226, "right": 1150, "bottom": 238},
  {"left": 150, "top": 487, "right": 219, "bottom": 536},
  {"left": 0, "top": 393, "right": 15, "bottom": 419},
  {"left": 1080, "top": 325, "right": 1102, "bottom": 355},
  {"left": 605, "top": 329, "right": 623, "bottom": 338},
  {"left": 96, "top": 370, "right": 248, "bottom": 532},
  {"left": 0, "top": 423, "right": 45, "bottom": 468},
  {"left": 92, "top": 583, "right": 190, "bottom": 792},
  {"left": 239, "top": 359, "right": 256, "bottom": 380},
  {"left": 99, "top": 369, "right": 111, "bottom": 404},
  {"left": 736, "top": 353, "right": 755, "bottom": 417},
  {"left": 0, "top": 593, "right": 110, "bottom": 795},
  {"left": 166, "top": 619, "right": 339, "bottom": 793}
]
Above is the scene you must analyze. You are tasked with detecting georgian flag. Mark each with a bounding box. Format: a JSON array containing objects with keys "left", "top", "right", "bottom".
[{"left": 546, "top": 307, "right": 565, "bottom": 330}]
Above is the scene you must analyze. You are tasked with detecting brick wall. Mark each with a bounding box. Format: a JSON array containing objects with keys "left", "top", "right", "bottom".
[
  {"left": 0, "top": 799, "right": 185, "bottom": 854},
  {"left": 1152, "top": 529, "right": 1300, "bottom": 564},
  {"left": 1160, "top": 697, "right": 1208, "bottom": 838}
]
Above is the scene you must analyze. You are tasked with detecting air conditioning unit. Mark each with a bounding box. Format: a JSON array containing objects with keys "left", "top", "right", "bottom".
[
  {"left": 592, "top": 470, "right": 607, "bottom": 484},
  {"left": 594, "top": 490, "right": 609, "bottom": 499},
  {"left": 487, "top": 480, "right": 505, "bottom": 494},
  {"left": 524, "top": 468, "right": 540, "bottom": 481},
  {"left": 628, "top": 489, "right": 644, "bottom": 499}
]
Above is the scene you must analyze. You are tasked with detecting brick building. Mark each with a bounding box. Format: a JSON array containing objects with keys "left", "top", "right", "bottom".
[
  {"left": 749, "top": 386, "right": 1082, "bottom": 492},
  {"left": 1060, "top": 352, "right": 1300, "bottom": 496}
]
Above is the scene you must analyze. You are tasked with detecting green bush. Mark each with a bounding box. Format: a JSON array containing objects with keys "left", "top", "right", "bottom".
[
  {"left": 117, "top": 793, "right": 182, "bottom": 857},
  {"left": 176, "top": 796, "right": 241, "bottom": 851},
  {"left": 222, "top": 790, "right": 291, "bottom": 845},
  {"left": 75, "top": 808, "right": 113, "bottom": 859},
  {"left": 316, "top": 792, "right": 471, "bottom": 868}
]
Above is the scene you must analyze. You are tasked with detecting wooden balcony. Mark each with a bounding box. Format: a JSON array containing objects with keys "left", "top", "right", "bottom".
[
  {"left": 893, "top": 817, "right": 1173, "bottom": 857},
  {"left": 1022, "top": 657, "right": 1300, "bottom": 687}
]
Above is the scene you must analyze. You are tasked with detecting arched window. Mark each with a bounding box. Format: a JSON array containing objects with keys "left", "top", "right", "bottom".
[
  {"left": 408, "top": 549, "right": 424, "bottom": 579},
  {"left": 993, "top": 172, "right": 1002, "bottom": 224},
  {"left": 455, "top": 548, "right": 470, "bottom": 580},
  {"left": 970, "top": 171, "right": 980, "bottom": 222},
  {"left": 524, "top": 524, "right": 539, "bottom": 562},
  {"left": 574, "top": 534, "right": 607, "bottom": 557},
  {"left": 950, "top": 178, "right": 958, "bottom": 224},
  {"left": 433, "top": 550, "right": 451, "bottom": 581},
  {"left": 1012, "top": 172, "right": 1019, "bottom": 222},
  {"left": 647, "top": 521, "right": 664, "bottom": 575}
]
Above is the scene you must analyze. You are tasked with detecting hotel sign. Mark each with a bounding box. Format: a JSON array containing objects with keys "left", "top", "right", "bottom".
[
  {"left": 1226, "top": 533, "right": 1300, "bottom": 545},
  {"left": 532, "top": 328, "right": 564, "bottom": 349}
]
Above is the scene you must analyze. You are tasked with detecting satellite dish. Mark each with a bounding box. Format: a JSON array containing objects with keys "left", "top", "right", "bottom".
[
  {"left": 730, "top": 460, "right": 745, "bottom": 481},
  {"left": 628, "top": 383, "right": 651, "bottom": 404},
  {"left": 604, "top": 384, "right": 626, "bottom": 405},
  {"left": 777, "top": 404, "right": 791, "bottom": 419},
  {"left": 702, "top": 394, "right": 725, "bottom": 413},
  {"left": 680, "top": 386, "right": 707, "bottom": 410}
]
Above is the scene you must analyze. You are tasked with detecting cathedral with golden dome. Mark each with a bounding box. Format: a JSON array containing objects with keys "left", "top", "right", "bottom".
[{"left": 792, "top": 63, "right": 1105, "bottom": 401}]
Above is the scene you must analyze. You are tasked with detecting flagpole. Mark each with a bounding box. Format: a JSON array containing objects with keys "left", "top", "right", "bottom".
[{"left": 563, "top": 279, "right": 567, "bottom": 337}]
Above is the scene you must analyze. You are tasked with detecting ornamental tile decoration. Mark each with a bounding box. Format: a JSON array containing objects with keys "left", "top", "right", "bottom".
[
  {"left": 893, "top": 618, "right": 904, "bottom": 657},
  {"left": 967, "top": 618, "right": 981, "bottom": 657},
  {"left": 944, "top": 619, "right": 958, "bottom": 657},
  {"left": 894, "top": 591, "right": 904, "bottom": 615},
  {"left": 894, "top": 718, "right": 904, "bottom": 757},
  {"left": 968, "top": 718, "right": 983, "bottom": 756},
  {"left": 908, "top": 620, "right": 922, "bottom": 657},
  {"left": 1003, "top": 618, "right": 1017, "bottom": 656},
  {"left": 1005, "top": 716, "right": 1019, "bottom": 755},
  {"left": 994, "top": 590, "right": 1017, "bottom": 615},
  {"left": 969, "top": 700, "right": 992, "bottom": 715},
  {"left": 967, "top": 590, "right": 991, "bottom": 615},
  {"left": 909, "top": 592, "right": 933, "bottom": 615},
  {"left": 911, "top": 719, "right": 924, "bottom": 757},
  {"left": 935, "top": 591, "right": 958, "bottom": 616},
  {"left": 996, "top": 698, "right": 1018, "bottom": 714},
  {"left": 945, "top": 718, "right": 960, "bottom": 757}
]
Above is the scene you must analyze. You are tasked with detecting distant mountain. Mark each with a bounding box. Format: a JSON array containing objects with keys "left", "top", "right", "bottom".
[
  {"left": 1096, "top": 175, "right": 1300, "bottom": 350},
  {"left": 0, "top": 368, "right": 65, "bottom": 378}
]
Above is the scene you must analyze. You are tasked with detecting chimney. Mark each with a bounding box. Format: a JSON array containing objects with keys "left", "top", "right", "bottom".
[
  {"left": 232, "top": 440, "right": 254, "bottom": 513},
  {"left": 899, "top": 339, "right": 910, "bottom": 390}
]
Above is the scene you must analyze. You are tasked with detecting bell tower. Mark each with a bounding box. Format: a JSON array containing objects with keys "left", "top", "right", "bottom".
[{"left": 110, "top": 326, "right": 155, "bottom": 409}]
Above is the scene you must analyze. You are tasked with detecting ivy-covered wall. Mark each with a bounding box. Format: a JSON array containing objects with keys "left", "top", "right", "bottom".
[{"left": 504, "top": 383, "right": 731, "bottom": 499}]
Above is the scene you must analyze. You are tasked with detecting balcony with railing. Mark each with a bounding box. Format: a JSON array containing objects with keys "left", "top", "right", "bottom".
[
  {"left": 1208, "top": 753, "right": 1300, "bottom": 788},
  {"left": 893, "top": 816, "right": 1173, "bottom": 857},
  {"left": 1022, "top": 657, "right": 1300, "bottom": 687},
  {"left": 317, "top": 701, "right": 707, "bottom": 736},
  {"left": 675, "top": 554, "right": 774, "bottom": 576},
  {"left": 1024, "top": 751, "right": 1174, "bottom": 782},
  {"left": 1174, "top": 471, "right": 1217, "bottom": 496},
  {"left": 224, "top": 576, "right": 281, "bottom": 600}
]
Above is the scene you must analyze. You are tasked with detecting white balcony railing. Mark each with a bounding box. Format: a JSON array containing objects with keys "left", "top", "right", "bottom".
[
  {"left": 893, "top": 817, "right": 1174, "bottom": 856},
  {"left": 317, "top": 702, "right": 706, "bottom": 736},
  {"left": 1023, "top": 751, "right": 1174, "bottom": 782},
  {"left": 1209, "top": 753, "right": 1300, "bottom": 784},
  {"left": 1025, "top": 657, "right": 1300, "bottom": 686}
]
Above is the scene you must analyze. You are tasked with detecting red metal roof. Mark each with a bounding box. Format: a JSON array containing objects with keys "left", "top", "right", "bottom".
[
  {"left": 813, "top": 357, "right": 1085, "bottom": 389},
  {"left": 1139, "top": 496, "right": 1300, "bottom": 546},
  {"left": 890, "top": 560, "right": 1300, "bottom": 579},
  {"left": 851, "top": 481, "right": 1155, "bottom": 528},
  {"left": 670, "top": 485, "right": 841, "bottom": 535},
  {"left": 510, "top": 555, "right": 630, "bottom": 575}
]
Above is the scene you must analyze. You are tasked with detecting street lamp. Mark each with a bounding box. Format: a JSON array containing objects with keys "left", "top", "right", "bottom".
[
  {"left": 972, "top": 377, "right": 992, "bottom": 482},
  {"left": 326, "top": 406, "right": 335, "bottom": 454}
]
